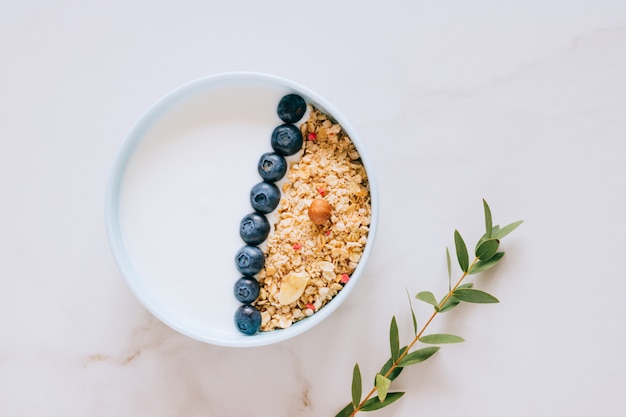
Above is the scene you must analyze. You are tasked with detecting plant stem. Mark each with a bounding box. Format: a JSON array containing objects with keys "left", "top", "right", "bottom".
[{"left": 349, "top": 258, "right": 479, "bottom": 417}]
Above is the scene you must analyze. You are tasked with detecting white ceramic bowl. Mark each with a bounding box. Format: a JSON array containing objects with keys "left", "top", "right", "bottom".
[{"left": 105, "top": 72, "right": 378, "bottom": 347}]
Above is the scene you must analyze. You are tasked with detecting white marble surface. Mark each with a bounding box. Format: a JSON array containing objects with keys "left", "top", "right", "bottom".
[{"left": 2, "top": 1, "right": 626, "bottom": 416}]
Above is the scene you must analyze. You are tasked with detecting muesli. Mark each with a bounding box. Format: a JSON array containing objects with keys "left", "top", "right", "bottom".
[{"left": 253, "top": 106, "right": 372, "bottom": 331}]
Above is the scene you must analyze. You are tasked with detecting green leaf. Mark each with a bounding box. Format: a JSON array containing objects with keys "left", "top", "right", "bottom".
[
  {"left": 398, "top": 346, "right": 440, "bottom": 367},
  {"left": 375, "top": 374, "right": 391, "bottom": 402},
  {"left": 360, "top": 392, "right": 405, "bottom": 412},
  {"left": 483, "top": 199, "right": 493, "bottom": 239},
  {"left": 454, "top": 230, "right": 469, "bottom": 272},
  {"left": 446, "top": 246, "right": 452, "bottom": 291},
  {"left": 475, "top": 238, "right": 499, "bottom": 261},
  {"left": 469, "top": 252, "right": 505, "bottom": 274},
  {"left": 438, "top": 298, "right": 460, "bottom": 313},
  {"left": 390, "top": 316, "right": 400, "bottom": 362},
  {"left": 335, "top": 402, "right": 355, "bottom": 417},
  {"left": 453, "top": 288, "right": 499, "bottom": 303},
  {"left": 475, "top": 218, "right": 521, "bottom": 253},
  {"left": 379, "top": 346, "right": 407, "bottom": 382},
  {"left": 492, "top": 220, "right": 523, "bottom": 240},
  {"left": 419, "top": 333, "right": 465, "bottom": 344},
  {"left": 406, "top": 289, "right": 418, "bottom": 336},
  {"left": 438, "top": 283, "right": 473, "bottom": 313},
  {"left": 416, "top": 291, "right": 438, "bottom": 308},
  {"left": 351, "top": 363, "right": 362, "bottom": 409}
]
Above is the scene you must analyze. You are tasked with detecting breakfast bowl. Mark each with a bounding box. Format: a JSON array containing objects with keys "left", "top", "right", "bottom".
[{"left": 104, "top": 72, "right": 378, "bottom": 347}]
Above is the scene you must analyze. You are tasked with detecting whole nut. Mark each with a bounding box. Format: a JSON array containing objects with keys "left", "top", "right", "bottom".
[{"left": 308, "top": 199, "right": 332, "bottom": 225}]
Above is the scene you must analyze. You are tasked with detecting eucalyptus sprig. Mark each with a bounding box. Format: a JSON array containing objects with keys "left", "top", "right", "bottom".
[{"left": 335, "top": 200, "right": 522, "bottom": 417}]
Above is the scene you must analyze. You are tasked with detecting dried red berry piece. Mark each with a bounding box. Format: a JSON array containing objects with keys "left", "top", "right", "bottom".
[
  {"left": 340, "top": 273, "right": 350, "bottom": 284},
  {"left": 293, "top": 243, "right": 302, "bottom": 250}
]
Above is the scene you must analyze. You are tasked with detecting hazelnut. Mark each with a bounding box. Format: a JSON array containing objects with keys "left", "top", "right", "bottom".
[{"left": 308, "top": 199, "right": 332, "bottom": 225}]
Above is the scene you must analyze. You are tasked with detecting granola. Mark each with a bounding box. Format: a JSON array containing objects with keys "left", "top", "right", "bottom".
[{"left": 254, "top": 106, "right": 371, "bottom": 331}]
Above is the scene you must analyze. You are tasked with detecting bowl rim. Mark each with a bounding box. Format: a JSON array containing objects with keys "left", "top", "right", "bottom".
[{"left": 104, "top": 71, "right": 379, "bottom": 347}]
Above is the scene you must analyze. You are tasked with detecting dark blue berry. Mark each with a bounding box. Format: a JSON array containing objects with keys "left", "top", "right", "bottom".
[
  {"left": 277, "top": 94, "right": 306, "bottom": 123},
  {"left": 235, "top": 245, "right": 265, "bottom": 276},
  {"left": 234, "top": 304, "right": 261, "bottom": 335},
  {"left": 250, "top": 181, "right": 280, "bottom": 214},
  {"left": 234, "top": 276, "right": 260, "bottom": 303},
  {"left": 239, "top": 212, "right": 270, "bottom": 245},
  {"left": 271, "top": 124, "right": 303, "bottom": 156},
  {"left": 258, "top": 152, "right": 287, "bottom": 182}
]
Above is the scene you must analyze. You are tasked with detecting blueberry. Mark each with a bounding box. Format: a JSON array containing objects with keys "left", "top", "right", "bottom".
[
  {"left": 235, "top": 245, "right": 265, "bottom": 276},
  {"left": 258, "top": 152, "right": 287, "bottom": 182},
  {"left": 234, "top": 304, "right": 261, "bottom": 335},
  {"left": 277, "top": 94, "right": 306, "bottom": 123},
  {"left": 250, "top": 181, "right": 280, "bottom": 214},
  {"left": 234, "top": 276, "right": 260, "bottom": 303},
  {"left": 271, "top": 124, "right": 303, "bottom": 156},
  {"left": 239, "top": 212, "right": 270, "bottom": 245}
]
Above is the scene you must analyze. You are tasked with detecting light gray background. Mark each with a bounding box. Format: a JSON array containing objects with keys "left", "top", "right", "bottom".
[{"left": 2, "top": 1, "right": 625, "bottom": 416}]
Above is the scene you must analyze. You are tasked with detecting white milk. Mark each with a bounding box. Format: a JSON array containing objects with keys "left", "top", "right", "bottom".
[{"left": 118, "top": 84, "right": 301, "bottom": 337}]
